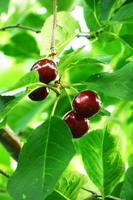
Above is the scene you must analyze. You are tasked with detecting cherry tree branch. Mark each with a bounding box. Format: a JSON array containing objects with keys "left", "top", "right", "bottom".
[
  {"left": 0, "top": 24, "right": 40, "bottom": 33},
  {"left": 0, "top": 127, "right": 22, "bottom": 161},
  {"left": 82, "top": 188, "right": 121, "bottom": 200},
  {"left": 0, "top": 23, "right": 104, "bottom": 40}
]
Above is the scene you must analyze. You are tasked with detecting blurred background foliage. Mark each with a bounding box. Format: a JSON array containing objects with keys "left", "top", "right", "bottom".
[{"left": 0, "top": 0, "right": 133, "bottom": 199}]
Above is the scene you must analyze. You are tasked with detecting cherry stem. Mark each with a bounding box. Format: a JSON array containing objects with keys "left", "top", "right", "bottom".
[
  {"left": 28, "top": 82, "right": 60, "bottom": 96},
  {"left": 63, "top": 88, "right": 72, "bottom": 109},
  {"left": 51, "top": 95, "right": 60, "bottom": 117},
  {"left": 50, "top": 0, "right": 57, "bottom": 59},
  {"left": 0, "top": 169, "right": 10, "bottom": 178}
]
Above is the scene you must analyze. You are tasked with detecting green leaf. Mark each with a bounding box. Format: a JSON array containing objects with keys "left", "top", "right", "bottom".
[
  {"left": 0, "top": 71, "right": 44, "bottom": 120},
  {"left": 56, "top": 170, "right": 86, "bottom": 200},
  {"left": 120, "top": 34, "right": 133, "bottom": 48},
  {"left": 46, "top": 190, "right": 68, "bottom": 200},
  {"left": 39, "top": 11, "right": 80, "bottom": 56},
  {"left": 100, "top": 0, "right": 126, "bottom": 20},
  {"left": 100, "top": 0, "right": 117, "bottom": 20},
  {"left": 2, "top": 32, "right": 39, "bottom": 58},
  {"left": 111, "top": 182, "right": 123, "bottom": 198},
  {"left": 120, "top": 167, "right": 133, "bottom": 200},
  {"left": 84, "top": 0, "right": 99, "bottom": 10},
  {"left": 8, "top": 117, "right": 75, "bottom": 200},
  {"left": 82, "top": 0, "right": 101, "bottom": 31},
  {"left": 99, "top": 108, "right": 111, "bottom": 116},
  {"left": 22, "top": 13, "right": 44, "bottom": 29},
  {"left": 0, "top": 0, "right": 10, "bottom": 13},
  {"left": 0, "top": 193, "right": 12, "bottom": 200},
  {"left": 86, "top": 62, "right": 133, "bottom": 100},
  {"left": 1, "top": 71, "right": 40, "bottom": 94},
  {"left": 0, "top": 117, "right": 7, "bottom": 128},
  {"left": 77, "top": 129, "right": 124, "bottom": 197},
  {"left": 112, "top": 2, "right": 133, "bottom": 22},
  {"left": 0, "top": 93, "right": 25, "bottom": 120},
  {"left": 39, "top": 0, "right": 75, "bottom": 12}
]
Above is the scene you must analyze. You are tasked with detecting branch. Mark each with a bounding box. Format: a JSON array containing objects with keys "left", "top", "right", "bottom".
[
  {"left": 50, "top": 0, "right": 57, "bottom": 59},
  {"left": 0, "top": 23, "right": 104, "bottom": 41},
  {"left": 82, "top": 188, "right": 121, "bottom": 200},
  {"left": 0, "top": 169, "right": 10, "bottom": 178},
  {"left": 0, "top": 24, "right": 40, "bottom": 33},
  {"left": 78, "top": 28, "right": 104, "bottom": 39},
  {"left": 0, "top": 127, "right": 22, "bottom": 161}
]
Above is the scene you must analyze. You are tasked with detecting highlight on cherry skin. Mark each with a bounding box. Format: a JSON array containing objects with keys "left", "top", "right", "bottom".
[
  {"left": 31, "top": 58, "right": 57, "bottom": 84},
  {"left": 64, "top": 110, "right": 89, "bottom": 138},
  {"left": 73, "top": 90, "right": 101, "bottom": 118},
  {"left": 28, "top": 87, "right": 49, "bottom": 101}
]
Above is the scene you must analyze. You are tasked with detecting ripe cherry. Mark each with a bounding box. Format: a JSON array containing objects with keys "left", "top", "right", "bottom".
[
  {"left": 31, "top": 59, "right": 57, "bottom": 84},
  {"left": 28, "top": 87, "right": 49, "bottom": 101},
  {"left": 64, "top": 110, "right": 89, "bottom": 138},
  {"left": 73, "top": 90, "right": 100, "bottom": 118}
]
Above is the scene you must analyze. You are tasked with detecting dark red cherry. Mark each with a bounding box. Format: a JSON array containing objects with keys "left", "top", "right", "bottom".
[
  {"left": 31, "top": 59, "right": 57, "bottom": 84},
  {"left": 64, "top": 110, "right": 89, "bottom": 138},
  {"left": 73, "top": 90, "right": 100, "bottom": 118},
  {"left": 28, "top": 87, "right": 49, "bottom": 101}
]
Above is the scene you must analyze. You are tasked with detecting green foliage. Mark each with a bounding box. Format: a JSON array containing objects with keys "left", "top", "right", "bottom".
[
  {"left": 46, "top": 191, "right": 67, "bottom": 200},
  {"left": 56, "top": 170, "right": 86, "bottom": 200},
  {"left": 40, "top": 12, "right": 80, "bottom": 56},
  {"left": 8, "top": 117, "right": 75, "bottom": 200},
  {"left": 83, "top": 62, "right": 133, "bottom": 100},
  {"left": 3, "top": 71, "right": 39, "bottom": 93},
  {"left": 112, "top": 2, "right": 133, "bottom": 22},
  {"left": 0, "top": 0, "right": 10, "bottom": 13},
  {"left": 39, "top": 0, "right": 75, "bottom": 12},
  {"left": 1, "top": 32, "right": 39, "bottom": 58},
  {"left": 0, "top": 0, "right": 133, "bottom": 199},
  {"left": 121, "top": 167, "right": 133, "bottom": 200},
  {"left": 77, "top": 130, "right": 124, "bottom": 197}
]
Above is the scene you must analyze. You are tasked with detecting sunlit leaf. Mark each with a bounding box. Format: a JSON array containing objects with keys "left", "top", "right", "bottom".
[
  {"left": 8, "top": 117, "right": 75, "bottom": 200},
  {"left": 39, "top": 11, "right": 80, "bottom": 56},
  {"left": 77, "top": 129, "right": 124, "bottom": 197},
  {"left": 84, "top": 62, "right": 133, "bottom": 100},
  {"left": 121, "top": 167, "right": 133, "bottom": 200}
]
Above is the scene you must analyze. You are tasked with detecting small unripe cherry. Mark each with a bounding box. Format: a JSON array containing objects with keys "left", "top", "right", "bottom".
[
  {"left": 73, "top": 90, "right": 101, "bottom": 118},
  {"left": 28, "top": 87, "right": 49, "bottom": 101},
  {"left": 31, "top": 59, "right": 57, "bottom": 83},
  {"left": 64, "top": 110, "right": 89, "bottom": 138}
]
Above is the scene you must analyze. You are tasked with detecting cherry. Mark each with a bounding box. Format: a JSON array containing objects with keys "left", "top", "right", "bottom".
[
  {"left": 31, "top": 59, "right": 57, "bottom": 84},
  {"left": 73, "top": 90, "right": 100, "bottom": 118},
  {"left": 28, "top": 87, "right": 49, "bottom": 101},
  {"left": 64, "top": 110, "right": 89, "bottom": 138}
]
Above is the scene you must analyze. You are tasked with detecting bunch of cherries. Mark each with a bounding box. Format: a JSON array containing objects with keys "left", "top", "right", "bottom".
[
  {"left": 29, "top": 59, "right": 101, "bottom": 138},
  {"left": 64, "top": 90, "right": 100, "bottom": 138},
  {"left": 28, "top": 59, "right": 58, "bottom": 101}
]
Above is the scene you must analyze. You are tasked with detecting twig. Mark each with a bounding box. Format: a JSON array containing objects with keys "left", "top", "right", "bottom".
[
  {"left": 0, "top": 127, "right": 22, "bottom": 161},
  {"left": 82, "top": 187, "right": 101, "bottom": 198},
  {"left": 0, "top": 24, "right": 40, "bottom": 33},
  {"left": 50, "top": 0, "right": 57, "bottom": 59},
  {"left": 0, "top": 169, "right": 10, "bottom": 178},
  {"left": 77, "top": 28, "right": 104, "bottom": 39},
  {"left": 0, "top": 24, "right": 103, "bottom": 41},
  {"left": 82, "top": 188, "right": 121, "bottom": 200}
]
